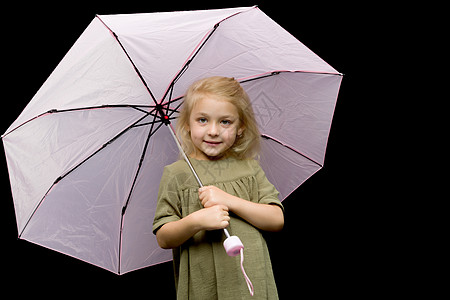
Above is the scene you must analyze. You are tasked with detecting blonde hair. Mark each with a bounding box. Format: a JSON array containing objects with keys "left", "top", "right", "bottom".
[{"left": 176, "top": 76, "right": 260, "bottom": 159}]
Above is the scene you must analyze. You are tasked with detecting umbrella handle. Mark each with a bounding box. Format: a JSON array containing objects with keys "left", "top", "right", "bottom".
[
  {"left": 223, "top": 235, "right": 243, "bottom": 256},
  {"left": 223, "top": 235, "right": 254, "bottom": 296}
]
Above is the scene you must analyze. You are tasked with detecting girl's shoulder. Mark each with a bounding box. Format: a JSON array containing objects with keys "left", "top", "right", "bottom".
[
  {"left": 160, "top": 160, "right": 198, "bottom": 190},
  {"left": 164, "top": 159, "right": 187, "bottom": 170},
  {"left": 163, "top": 159, "right": 191, "bottom": 176},
  {"left": 233, "top": 157, "right": 262, "bottom": 171}
]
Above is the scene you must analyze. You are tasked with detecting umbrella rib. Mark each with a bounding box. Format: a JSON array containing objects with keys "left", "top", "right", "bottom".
[
  {"left": 160, "top": 23, "right": 220, "bottom": 103},
  {"left": 160, "top": 8, "right": 253, "bottom": 103},
  {"left": 18, "top": 110, "right": 155, "bottom": 238},
  {"left": 118, "top": 112, "right": 160, "bottom": 274},
  {"left": 261, "top": 134, "right": 323, "bottom": 168},
  {"left": 238, "top": 70, "right": 343, "bottom": 85},
  {"left": 2, "top": 105, "right": 152, "bottom": 138},
  {"left": 96, "top": 15, "right": 158, "bottom": 106},
  {"left": 165, "top": 99, "right": 183, "bottom": 119}
]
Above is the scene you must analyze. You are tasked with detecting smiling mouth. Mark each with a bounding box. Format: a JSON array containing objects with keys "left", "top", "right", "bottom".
[{"left": 204, "top": 140, "right": 222, "bottom": 146}]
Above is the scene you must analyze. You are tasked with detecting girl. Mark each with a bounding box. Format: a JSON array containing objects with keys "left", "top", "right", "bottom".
[{"left": 153, "top": 76, "right": 284, "bottom": 299}]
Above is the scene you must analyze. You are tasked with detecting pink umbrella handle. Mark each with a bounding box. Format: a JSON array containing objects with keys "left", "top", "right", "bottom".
[
  {"left": 223, "top": 235, "right": 242, "bottom": 256},
  {"left": 223, "top": 236, "right": 254, "bottom": 296}
]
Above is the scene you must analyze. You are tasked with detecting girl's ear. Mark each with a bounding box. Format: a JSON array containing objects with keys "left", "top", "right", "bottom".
[{"left": 237, "top": 126, "right": 245, "bottom": 136}]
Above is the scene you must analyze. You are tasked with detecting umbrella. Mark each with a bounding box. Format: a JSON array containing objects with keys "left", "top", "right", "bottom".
[{"left": 2, "top": 6, "right": 342, "bottom": 275}]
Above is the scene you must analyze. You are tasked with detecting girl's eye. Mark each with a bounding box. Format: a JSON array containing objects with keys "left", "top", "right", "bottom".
[
  {"left": 221, "top": 120, "right": 231, "bottom": 125},
  {"left": 198, "top": 118, "right": 207, "bottom": 124}
]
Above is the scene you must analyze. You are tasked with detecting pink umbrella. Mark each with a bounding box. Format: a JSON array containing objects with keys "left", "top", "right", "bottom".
[{"left": 2, "top": 6, "right": 342, "bottom": 275}]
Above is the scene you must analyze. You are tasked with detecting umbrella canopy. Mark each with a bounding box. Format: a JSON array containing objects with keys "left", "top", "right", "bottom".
[{"left": 2, "top": 6, "right": 342, "bottom": 274}]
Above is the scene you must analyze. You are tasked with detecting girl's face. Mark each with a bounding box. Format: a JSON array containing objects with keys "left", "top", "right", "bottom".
[{"left": 187, "top": 95, "right": 244, "bottom": 160}]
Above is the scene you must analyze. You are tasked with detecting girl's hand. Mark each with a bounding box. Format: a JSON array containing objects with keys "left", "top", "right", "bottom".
[
  {"left": 199, "top": 186, "right": 284, "bottom": 232},
  {"left": 156, "top": 204, "right": 230, "bottom": 249},
  {"left": 193, "top": 205, "right": 230, "bottom": 231},
  {"left": 198, "top": 186, "right": 233, "bottom": 209}
]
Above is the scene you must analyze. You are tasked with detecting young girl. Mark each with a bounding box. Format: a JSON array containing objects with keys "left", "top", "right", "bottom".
[{"left": 153, "top": 76, "right": 284, "bottom": 299}]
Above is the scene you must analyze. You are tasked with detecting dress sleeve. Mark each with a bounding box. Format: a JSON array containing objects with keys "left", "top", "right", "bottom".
[
  {"left": 152, "top": 165, "right": 182, "bottom": 234},
  {"left": 253, "top": 161, "right": 284, "bottom": 212}
]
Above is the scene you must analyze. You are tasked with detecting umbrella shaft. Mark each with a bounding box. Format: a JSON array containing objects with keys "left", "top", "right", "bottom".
[
  {"left": 166, "top": 123, "right": 204, "bottom": 188},
  {"left": 166, "top": 123, "right": 230, "bottom": 238}
]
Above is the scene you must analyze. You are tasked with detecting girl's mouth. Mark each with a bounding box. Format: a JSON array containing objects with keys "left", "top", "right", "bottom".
[{"left": 204, "top": 140, "right": 222, "bottom": 146}]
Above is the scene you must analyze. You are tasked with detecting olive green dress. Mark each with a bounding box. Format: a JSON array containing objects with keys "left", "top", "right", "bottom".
[{"left": 153, "top": 157, "right": 283, "bottom": 299}]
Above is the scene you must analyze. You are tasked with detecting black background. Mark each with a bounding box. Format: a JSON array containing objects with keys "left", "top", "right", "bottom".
[{"left": 2, "top": 1, "right": 390, "bottom": 298}]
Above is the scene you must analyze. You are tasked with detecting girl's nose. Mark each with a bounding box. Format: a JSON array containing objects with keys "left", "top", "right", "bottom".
[{"left": 208, "top": 122, "right": 219, "bottom": 136}]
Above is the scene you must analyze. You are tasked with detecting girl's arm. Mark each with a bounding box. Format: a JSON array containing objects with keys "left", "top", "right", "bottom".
[
  {"left": 156, "top": 204, "right": 230, "bottom": 249},
  {"left": 229, "top": 198, "right": 284, "bottom": 232},
  {"left": 199, "top": 186, "right": 284, "bottom": 232}
]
